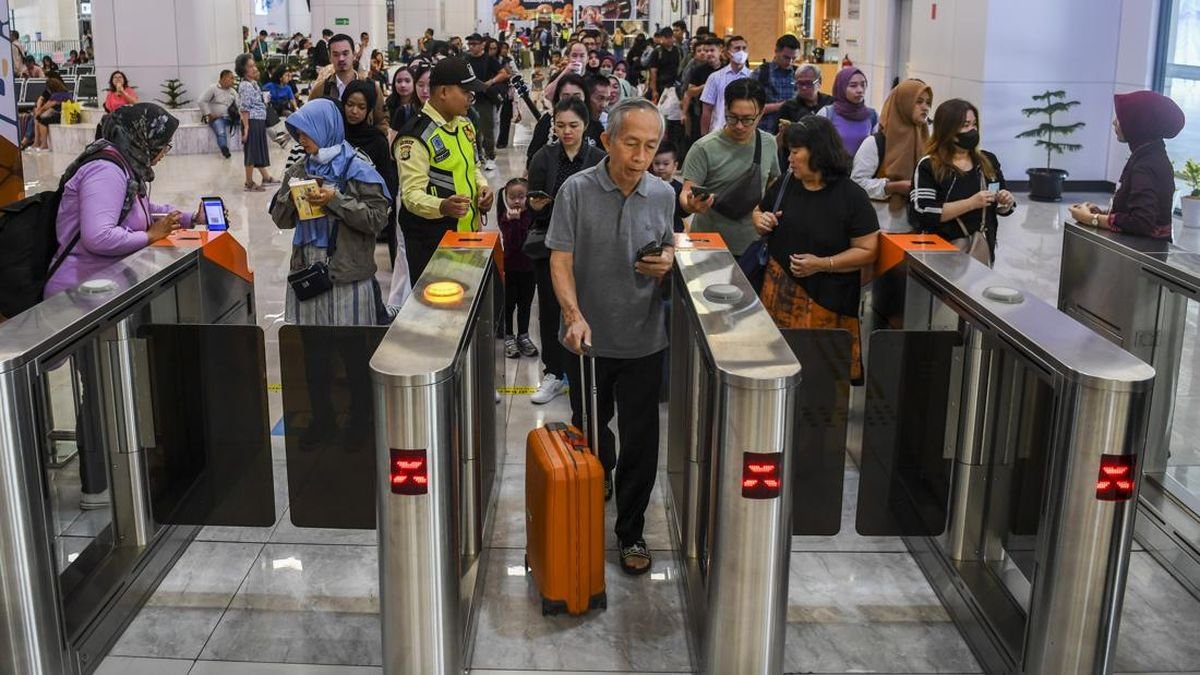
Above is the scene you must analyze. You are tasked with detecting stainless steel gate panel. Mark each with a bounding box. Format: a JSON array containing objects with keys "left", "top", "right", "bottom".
[{"left": 371, "top": 232, "right": 504, "bottom": 675}]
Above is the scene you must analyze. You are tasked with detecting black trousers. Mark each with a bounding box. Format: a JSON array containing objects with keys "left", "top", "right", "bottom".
[
  {"left": 472, "top": 101, "right": 496, "bottom": 160},
  {"left": 533, "top": 258, "right": 568, "bottom": 378},
  {"left": 497, "top": 99, "right": 515, "bottom": 148},
  {"left": 565, "top": 349, "right": 665, "bottom": 546},
  {"left": 402, "top": 222, "right": 451, "bottom": 283},
  {"left": 504, "top": 269, "right": 535, "bottom": 335}
]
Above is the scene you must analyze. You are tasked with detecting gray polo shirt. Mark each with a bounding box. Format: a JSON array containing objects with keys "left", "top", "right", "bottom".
[{"left": 546, "top": 159, "right": 675, "bottom": 359}]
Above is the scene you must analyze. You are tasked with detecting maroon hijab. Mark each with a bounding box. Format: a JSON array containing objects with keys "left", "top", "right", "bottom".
[{"left": 832, "top": 67, "right": 870, "bottom": 121}]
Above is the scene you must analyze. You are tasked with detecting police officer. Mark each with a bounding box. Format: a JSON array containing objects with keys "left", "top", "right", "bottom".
[{"left": 395, "top": 57, "right": 495, "bottom": 280}]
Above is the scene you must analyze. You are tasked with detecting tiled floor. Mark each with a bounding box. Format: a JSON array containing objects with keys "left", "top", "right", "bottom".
[{"left": 26, "top": 111, "right": 1200, "bottom": 674}]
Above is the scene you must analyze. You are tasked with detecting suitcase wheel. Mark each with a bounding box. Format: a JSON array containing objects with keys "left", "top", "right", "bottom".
[
  {"left": 589, "top": 591, "right": 607, "bottom": 611},
  {"left": 541, "top": 597, "right": 568, "bottom": 616}
]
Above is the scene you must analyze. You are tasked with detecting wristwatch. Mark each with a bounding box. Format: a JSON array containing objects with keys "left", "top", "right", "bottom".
[{"left": 1090, "top": 214, "right": 1100, "bottom": 227}]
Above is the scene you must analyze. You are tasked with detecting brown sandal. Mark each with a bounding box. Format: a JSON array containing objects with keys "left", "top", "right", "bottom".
[{"left": 244, "top": 181, "right": 264, "bottom": 192}]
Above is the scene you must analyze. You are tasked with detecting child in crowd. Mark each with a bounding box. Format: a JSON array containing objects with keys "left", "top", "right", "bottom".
[
  {"left": 651, "top": 141, "right": 688, "bottom": 233},
  {"left": 498, "top": 177, "right": 539, "bottom": 359}
]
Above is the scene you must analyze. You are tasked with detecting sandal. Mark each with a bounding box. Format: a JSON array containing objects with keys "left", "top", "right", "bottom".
[
  {"left": 244, "top": 181, "right": 264, "bottom": 192},
  {"left": 261, "top": 176, "right": 280, "bottom": 186},
  {"left": 619, "top": 539, "right": 651, "bottom": 576}
]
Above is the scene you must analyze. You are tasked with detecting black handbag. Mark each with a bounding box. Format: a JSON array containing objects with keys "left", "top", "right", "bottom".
[
  {"left": 711, "top": 130, "right": 764, "bottom": 220},
  {"left": 287, "top": 261, "right": 333, "bottom": 300},
  {"left": 522, "top": 226, "right": 550, "bottom": 260},
  {"left": 265, "top": 102, "right": 280, "bottom": 128}
]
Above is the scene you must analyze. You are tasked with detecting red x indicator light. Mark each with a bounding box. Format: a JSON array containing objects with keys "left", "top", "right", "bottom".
[
  {"left": 1096, "top": 454, "right": 1136, "bottom": 501},
  {"left": 742, "top": 452, "right": 783, "bottom": 499},
  {"left": 390, "top": 448, "right": 429, "bottom": 495}
]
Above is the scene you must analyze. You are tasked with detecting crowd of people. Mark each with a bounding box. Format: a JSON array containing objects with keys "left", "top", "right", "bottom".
[{"left": 32, "top": 20, "right": 1188, "bottom": 574}]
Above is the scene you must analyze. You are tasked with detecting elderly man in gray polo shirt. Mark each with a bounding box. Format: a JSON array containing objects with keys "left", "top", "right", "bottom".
[{"left": 546, "top": 97, "right": 676, "bottom": 577}]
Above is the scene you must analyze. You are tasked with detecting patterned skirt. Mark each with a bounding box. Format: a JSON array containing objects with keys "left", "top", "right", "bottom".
[
  {"left": 761, "top": 258, "right": 864, "bottom": 382},
  {"left": 285, "top": 243, "right": 382, "bottom": 327}
]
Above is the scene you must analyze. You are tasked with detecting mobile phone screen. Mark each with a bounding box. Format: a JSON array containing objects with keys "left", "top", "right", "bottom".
[
  {"left": 203, "top": 198, "right": 228, "bottom": 231},
  {"left": 987, "top": 182, "right": 1000, "bottom": 193}
]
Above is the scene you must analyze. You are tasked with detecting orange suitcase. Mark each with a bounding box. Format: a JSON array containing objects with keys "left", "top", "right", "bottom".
[{"left": 525, "top": 353, "right": 606, "bottom": 615}]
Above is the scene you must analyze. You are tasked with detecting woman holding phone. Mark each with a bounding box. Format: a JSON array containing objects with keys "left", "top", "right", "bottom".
[
  {"left": 910, "top": 98, "right": 1014, "bottom": 264},
  {"left": 46, "top": 103, "right": 207, "bottom": 298},
  {"left": 525, "top": 98, "right": 606, "bottom": 405}
]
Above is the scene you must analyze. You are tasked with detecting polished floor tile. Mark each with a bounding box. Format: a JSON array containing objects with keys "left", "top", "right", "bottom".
[
  {"left": 784, "top": 551, "right": 981, "bottom": 673},
  {"left": 190, "top": 662, "right": 382, "bottom": 674},
  {"left": 93, "top": 656, "right": 194, "bottom": 675},
  {"left": 1116, "top": 552, "right": 1200, "bottom": 672},
  {"left": 200, "top": 543, "right": 380, "bottom": 666},
  {"left": 470, "top": 547, "right": 692, "bottom": 672},
  {"left": 111, "top": 541, "right": 262, "bottom": 660}
]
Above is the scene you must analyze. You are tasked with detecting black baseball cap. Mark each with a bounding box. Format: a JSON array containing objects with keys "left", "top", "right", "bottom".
[{"left": 430, "top": 57, "right": 487, "bottom": 93}]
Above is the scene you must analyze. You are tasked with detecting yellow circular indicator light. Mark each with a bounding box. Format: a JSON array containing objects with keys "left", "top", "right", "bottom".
[{"left": 423, "top": 281, "right": 465, "bottom": 306}]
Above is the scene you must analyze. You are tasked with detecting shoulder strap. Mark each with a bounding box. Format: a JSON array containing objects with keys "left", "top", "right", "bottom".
[
  {"left": 771, "top": 171, "right": 790, "bottom": 214},
  {"left": 753, "top": 128, "right": 763, "bottom": 167},
  {"left": 323, "top": 78, "right": 336, "bottom": 98}
]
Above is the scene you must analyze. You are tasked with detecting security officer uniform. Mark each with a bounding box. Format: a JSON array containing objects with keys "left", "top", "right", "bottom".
[{"left": 395, "top": 63, "right": 489, "bottom": 281}]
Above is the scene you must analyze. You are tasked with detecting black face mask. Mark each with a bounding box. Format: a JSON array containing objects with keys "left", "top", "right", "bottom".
[{"left": 956, "top": 129, "right": 980, "bottom": 151}]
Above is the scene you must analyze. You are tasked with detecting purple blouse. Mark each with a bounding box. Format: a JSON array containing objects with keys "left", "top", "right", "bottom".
[{"left": 45, "top": 160, "right": 193, "bottom": 297}]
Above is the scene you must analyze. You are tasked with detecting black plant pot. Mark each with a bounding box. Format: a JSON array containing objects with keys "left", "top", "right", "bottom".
[{"left": 1026, "top": 168, "right": 1068, "bottom": 202}]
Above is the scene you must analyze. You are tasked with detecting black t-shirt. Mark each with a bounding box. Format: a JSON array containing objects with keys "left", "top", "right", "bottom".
[
  {"left": 467, "top": 54, "right": 502, "bottom": 82},
  {"left": 649, "top": 45, "right": 682, "bottom": 88},
  {"left": 760, "top": 174, "right": 879, "bottom": 316},
  {"left": 688, "top": 63, "right": 716, "bottom": 88}
]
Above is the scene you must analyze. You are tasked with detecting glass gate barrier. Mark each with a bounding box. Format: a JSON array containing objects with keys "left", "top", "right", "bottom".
[
  {"left": 1060, "top": 222, "right": 1200, "bottom": 598},
  {"left": 0, "top": 232, "right": 275, "bottom": 674},
  {"left": 868, "top": 239, "right": 1156, "bottom": 674}
]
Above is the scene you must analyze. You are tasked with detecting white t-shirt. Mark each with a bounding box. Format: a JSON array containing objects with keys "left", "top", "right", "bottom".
[{"left": 699, "top": 64, "right": 751, "bottom": 134}]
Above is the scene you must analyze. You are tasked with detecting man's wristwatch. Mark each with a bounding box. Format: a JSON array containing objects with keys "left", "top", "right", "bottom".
[{"left": 1090, "top": 213, "right": 1100, "bottom": 227}]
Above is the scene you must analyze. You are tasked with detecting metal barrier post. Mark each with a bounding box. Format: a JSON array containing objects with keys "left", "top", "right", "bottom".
[
  {"left": 372, "top": 232, "right": 502, "bottom": 675},
  {"left": 666, "top": 233, "right": 801, "bottom": 675}
]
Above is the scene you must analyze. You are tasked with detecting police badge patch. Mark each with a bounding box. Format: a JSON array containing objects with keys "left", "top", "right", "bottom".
[
  {"left": 463, "top": 124, "right": 476, "bottom": 144},
  {"left": 397, "top": 139, "right": 413, "bottom": 161},
  {"left": 430, "top": 135, "right": 451, "bottom": 162}
]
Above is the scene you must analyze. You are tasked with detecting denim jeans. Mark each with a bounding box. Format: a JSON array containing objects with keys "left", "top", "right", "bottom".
[{"left": 208, "top": 117, "right": 232, "bottom": 150}]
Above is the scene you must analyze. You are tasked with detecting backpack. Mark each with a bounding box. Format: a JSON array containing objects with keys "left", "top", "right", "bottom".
[{"left": 0, "top": 149, "right": 134, "bottom": 320}]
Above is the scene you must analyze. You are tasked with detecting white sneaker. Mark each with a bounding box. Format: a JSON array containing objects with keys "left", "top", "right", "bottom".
[
  {"left": 484, "top": 159, "right": 497, "bottom": 172},
  {"left": 530, "top": 373, "right": 565, "bottom": 404}
]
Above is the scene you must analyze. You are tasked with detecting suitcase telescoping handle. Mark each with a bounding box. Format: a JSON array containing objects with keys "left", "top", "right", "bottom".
[{"left": 580, "top": 343, "right": 600, "bottom": 456}]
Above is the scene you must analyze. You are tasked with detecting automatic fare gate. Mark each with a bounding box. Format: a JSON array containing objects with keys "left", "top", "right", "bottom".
[
  {"left": 370, "top": 231, "right": 505, "bottom": 675},
  {"left": 668, "top": 232, "right": 814, "bottom": 674},
  {"left": 0, "top": 232, "right": 275, "bottom": 674},
  {"left": 860, "top": 234, "right": 1156, "bottom": 674}
]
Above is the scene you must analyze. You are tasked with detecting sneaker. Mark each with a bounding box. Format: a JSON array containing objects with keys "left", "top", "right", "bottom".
[
  {"left": 484, "top": 159, "right": 497, "bottom": 172},
  {"left": 79, "top": 489, "right": 111, "bottom": 510},
  {"left": 517, "top": 333, "right": 539, "bottom": 357},
  {"left": 504, "top": 335, "right": 519, "bottom": 358},
  {"left": 220, "top": 147, "right": 231, "bottom": 158},
  {"left": 530, "top": 373, "right": 565, "bottom": 404}
]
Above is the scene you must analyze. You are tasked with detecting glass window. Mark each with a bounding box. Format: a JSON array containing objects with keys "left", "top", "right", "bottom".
[{"left": 1159, "top": 0, "right": 1200, "bottom": 196}]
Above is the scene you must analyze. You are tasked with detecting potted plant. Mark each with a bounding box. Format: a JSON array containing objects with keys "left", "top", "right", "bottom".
[
  {"left": 1177, "top": 159, "right": 1200, "bottom": 229},
  {"left": 1017, "top": 90, "right": 1085, "bottom": 202},
  {"left": 158, "top": 78, "right": 191, "bottom": 109}
]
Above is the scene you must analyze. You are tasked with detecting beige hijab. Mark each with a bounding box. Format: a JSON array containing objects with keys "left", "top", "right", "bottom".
[{"left": 878, "top": 79, "right": 933, "bottom": 209}]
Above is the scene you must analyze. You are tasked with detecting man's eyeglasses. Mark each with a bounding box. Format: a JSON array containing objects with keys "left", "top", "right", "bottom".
[
  {"left": 796, "top": 80, "right": 818, "bottom": 88},
  {"left": 725, "top": 114, "right": 759, "bottom": 128}
]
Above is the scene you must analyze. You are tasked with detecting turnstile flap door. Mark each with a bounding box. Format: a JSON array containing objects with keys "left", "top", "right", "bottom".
[
  {"left": 280, "top": 325, "right": 387, "bottom": 530},
  {"left": 139, "top": 324, "right": 276, "bottom": 527},
  {"left": 857, "top": 329, "right": 960, "bottom": 536},
  {"left": 781, "top": 328, "right": 850, "bottom": 535}
]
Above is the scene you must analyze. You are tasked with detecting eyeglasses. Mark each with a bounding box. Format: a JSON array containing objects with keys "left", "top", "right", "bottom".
[
  {"left": 796, "top": 80, "right": 818, "bottom": 88},
  {"left": 725, "top": 114, "right": 759, "bottom": 128}
]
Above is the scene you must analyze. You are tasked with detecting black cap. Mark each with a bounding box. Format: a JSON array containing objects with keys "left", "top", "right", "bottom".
[
  {"left": 430, "top": 57, "right": 487, "bottom": 93},
  {"left": 466, "top": 33, "right": 484, "bottom": 43}
]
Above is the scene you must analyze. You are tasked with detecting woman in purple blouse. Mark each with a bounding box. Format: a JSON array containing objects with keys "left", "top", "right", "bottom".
[
  {"left": 819, "top": 67, "right": 879, "bottom": 159},
  {"left": 46, "top": 103, "right": 208, "bottom": 297}
]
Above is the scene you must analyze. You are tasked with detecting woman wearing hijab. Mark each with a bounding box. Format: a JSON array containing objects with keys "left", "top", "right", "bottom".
[
  {"left": 1069, "top": 91, "right": 1186, "bottom": 241},
  {"left": 851, "top": 79, "right": 932, "bottom": 213},
  {"left": 342, "top": 79, "right": 399, "bottom": 264},
  {"left": 819, "top": 67, "right": 878, "bottom": 157},
  {"left": 47, "top": 103, "right": 205, "bottom": 297},
  {"left": 270, "top": 98, "right": 391, "bottom": 327}
]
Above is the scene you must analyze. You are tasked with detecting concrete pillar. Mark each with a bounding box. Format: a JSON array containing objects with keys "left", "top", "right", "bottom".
[{"left": 92, "top": 0, "right": 243, "bottom": 114}]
